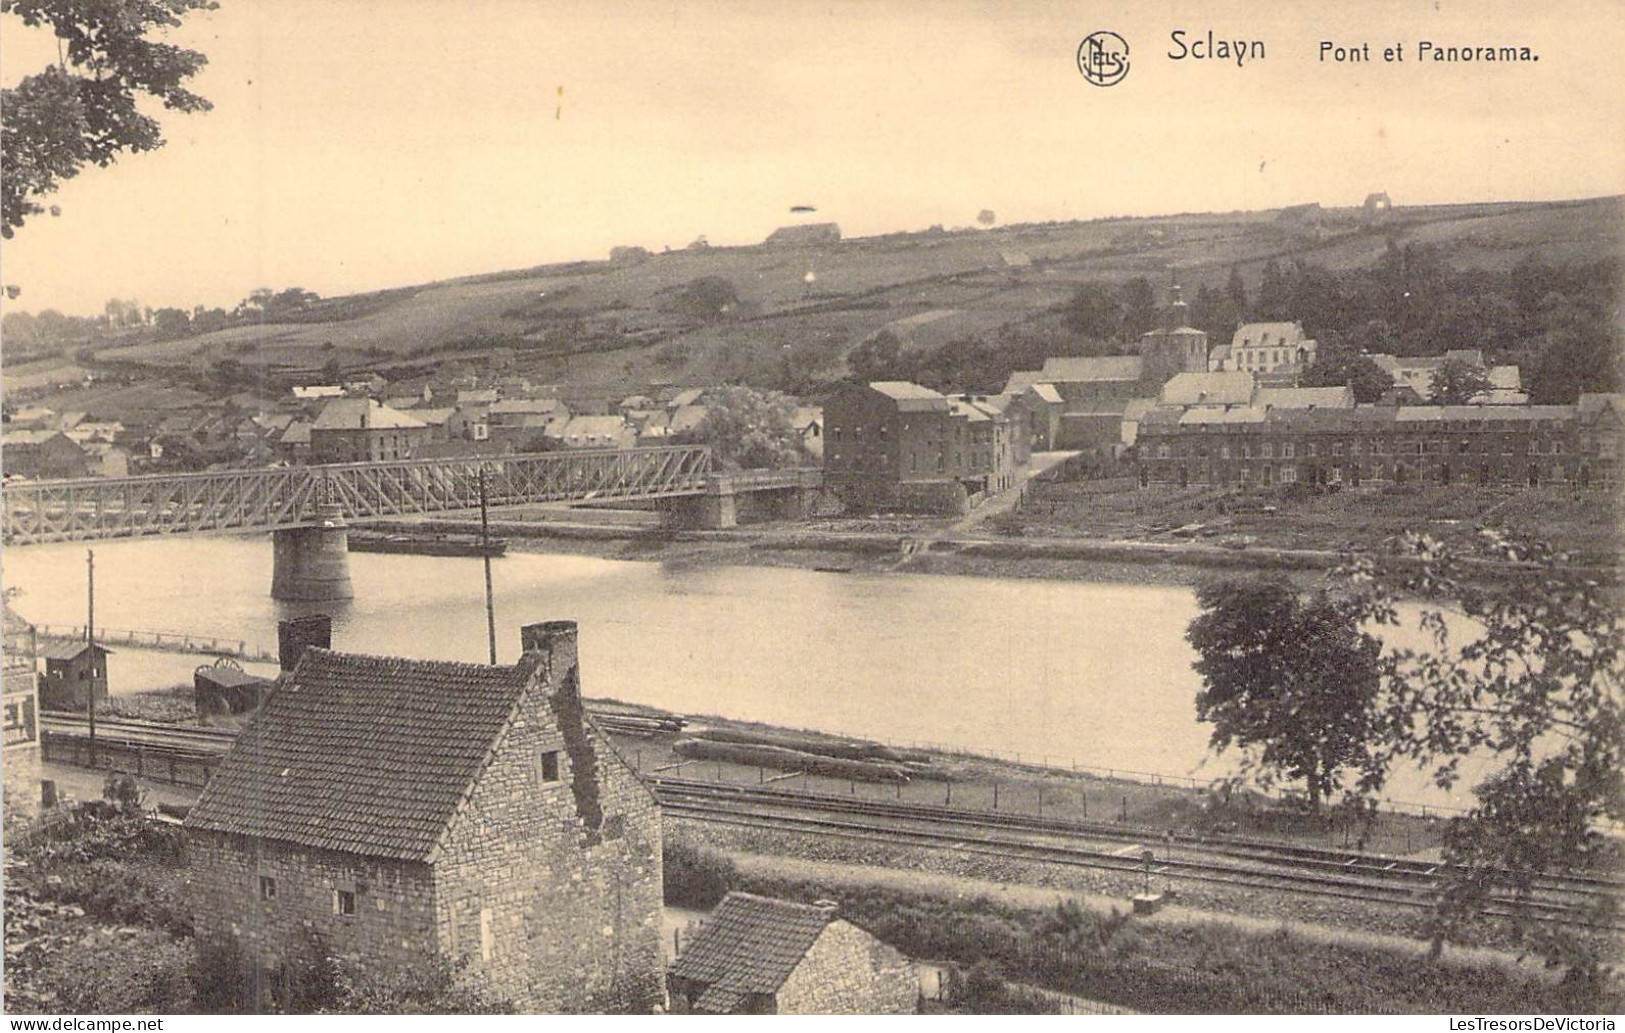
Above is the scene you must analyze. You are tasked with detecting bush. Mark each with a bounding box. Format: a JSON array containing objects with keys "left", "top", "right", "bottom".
[{"left": 663, "top": 838, "right": 738, "bottom": 910}]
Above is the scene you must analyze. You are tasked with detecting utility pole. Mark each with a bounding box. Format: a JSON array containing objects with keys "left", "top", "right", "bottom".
[
  {"left": 479, "top": 466, "right": 497, "bottom": 665},
  {"left": 86, "top": 549, "right": 96, "bottom": 767}
]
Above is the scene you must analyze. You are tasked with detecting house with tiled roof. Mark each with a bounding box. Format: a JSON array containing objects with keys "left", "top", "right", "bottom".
[
  {"left": 185, "top": 621, "right": 665, "bottom": 1013},
  {"left": 308, "top": 399, "right": 429, "bottom": 463},
  {"left": 668, "top": 893, "right": 915, "bottom": 1015}
]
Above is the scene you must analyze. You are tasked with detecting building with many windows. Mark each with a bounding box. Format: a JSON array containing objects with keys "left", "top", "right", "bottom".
[
  {"left": 1134, "top": 401, "right": 1617, "bottom": 489},
  {"left": 823, "top": 382, "right": 1028, "bottom": 513}
]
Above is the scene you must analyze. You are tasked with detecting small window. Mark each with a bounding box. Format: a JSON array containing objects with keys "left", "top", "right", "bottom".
[
  {"left": 333, "top": 889, "right": 356, "bottom": 916},
  {"left": 259, "top": 875, "right": 277, "bottom": 901},
  {"left": 540, "top": 750, "right": 560, "bottom": 782}
]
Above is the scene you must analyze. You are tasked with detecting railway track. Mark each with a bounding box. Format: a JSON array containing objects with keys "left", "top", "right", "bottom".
[
  {"left": 39, "top": 715, "right": 1622, "bottom": 927},
  {"left": 654, "top": 781, "right": 1623, "bottom": 929}
]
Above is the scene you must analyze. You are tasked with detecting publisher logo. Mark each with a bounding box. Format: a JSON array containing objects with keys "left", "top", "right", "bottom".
[{"left": 1078, "top": 31, "right": 1130, "bottom": 86}]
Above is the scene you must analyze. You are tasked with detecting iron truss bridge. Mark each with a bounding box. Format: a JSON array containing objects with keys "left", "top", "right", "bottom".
[{"left": 3, "top": 445, "right": 715, "bottom": 545}]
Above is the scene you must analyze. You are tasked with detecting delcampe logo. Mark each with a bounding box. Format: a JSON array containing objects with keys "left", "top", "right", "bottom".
[{"left": 1077, "top": 31, "right": 1130, "bottom": 87}]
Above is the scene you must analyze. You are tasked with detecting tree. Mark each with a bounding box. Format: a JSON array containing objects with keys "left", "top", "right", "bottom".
[
  {"left": 1061, "top": 283, "right": 1122, "bottom": 342},
  {"left": 1185, "top": 577, "right": 1383, "bottom": 811},
  {"left": 152, "top": 306, "right": 192, "bottom": 339},
  {"left": 1116, "top": 278, "right": 1157, "bottom": 340},
  {"left": 1300, "top": 335, "right": 1396, "bottom": 403},
  {"left": 1, "top": 0, "right": 217, "bottom": 238},
  {"left": 1338, "top": 533, "right": 1622, "bottom": 987},
  {"left": 668, "top": 275, "right": 741, "bottom": 321},
  {"left": 1225, "top": 265, "right": 1248, "bottom": 311},
  {"left": 1428, "top": 358, "right": 1491, "bottom": 405},
  {"left": 673, "top": 384, "right": 805, "bottom": 470},
  {"left": 847, "top": 330, "right": 903, "bottom": 383}
]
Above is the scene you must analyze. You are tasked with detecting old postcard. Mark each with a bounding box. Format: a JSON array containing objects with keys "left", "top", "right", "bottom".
[{"left": 1, "top": 0, "right": 1621, "bottom": 1021}]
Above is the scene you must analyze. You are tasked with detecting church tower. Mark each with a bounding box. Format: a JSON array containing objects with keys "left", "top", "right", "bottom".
[{"left": 1139, "top": 282, "right": 1210, "bottom": 388}]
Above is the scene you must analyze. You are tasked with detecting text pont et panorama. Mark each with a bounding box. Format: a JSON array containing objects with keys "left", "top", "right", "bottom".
[{"left": 1166, "top": 30, "right": 1540, "bottom": 66}]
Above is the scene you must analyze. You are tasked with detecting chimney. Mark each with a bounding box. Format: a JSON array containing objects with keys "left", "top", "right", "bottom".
[
  {"left": 278, "top": 614, "right": 332, "bottom": 673},
  {"left": 520, "top": 620, "right": 579, "bottom": 699},
  {"left": 812, "top": 899, "right": 840, "bottom": 920}
]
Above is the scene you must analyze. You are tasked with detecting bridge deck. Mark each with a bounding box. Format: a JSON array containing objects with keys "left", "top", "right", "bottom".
[{"left": 4, "top": 446, "right": 716, "bottom": 545}]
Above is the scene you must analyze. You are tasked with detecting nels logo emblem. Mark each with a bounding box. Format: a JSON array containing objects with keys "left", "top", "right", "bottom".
[{"left": 1078, "top": 31, "right": 1130, "bottom": 87}]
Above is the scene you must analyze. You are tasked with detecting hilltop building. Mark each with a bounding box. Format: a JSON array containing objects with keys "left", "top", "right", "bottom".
[
  {"left": 185, "top": 621, "right": 665, "bottom": 1013},
  {"left": 765, "top": 223, "right": 841, "bottom": 246},
  {"left": 1210, "top": 322, "right": 1319, "bottom": 378},
  {"left": 668, "top": 893, "right": 915, "bottom": 1015}
]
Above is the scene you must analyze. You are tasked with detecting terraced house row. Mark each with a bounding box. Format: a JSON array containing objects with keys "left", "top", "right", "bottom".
[{"left": 1134, "top": 393, "right": 1625, "bottom": 490}]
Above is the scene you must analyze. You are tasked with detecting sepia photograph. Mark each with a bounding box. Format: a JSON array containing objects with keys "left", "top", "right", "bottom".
[{"left": 1, "top": 0, "right": 1622, "bottom": 1021}]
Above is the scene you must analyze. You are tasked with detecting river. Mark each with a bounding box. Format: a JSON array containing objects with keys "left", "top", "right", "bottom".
[{"left": 1, "top": 536, "right": 1488, "bottom": 809}]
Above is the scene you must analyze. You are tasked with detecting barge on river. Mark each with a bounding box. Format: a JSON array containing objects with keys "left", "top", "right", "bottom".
[{"left": 346, "top": 531, "right": 507, "bottom": 558}]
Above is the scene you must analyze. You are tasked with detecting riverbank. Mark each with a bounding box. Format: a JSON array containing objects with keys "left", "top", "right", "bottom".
[{"left": 371, "top": 514, "right": 1616, "bottom": 590}]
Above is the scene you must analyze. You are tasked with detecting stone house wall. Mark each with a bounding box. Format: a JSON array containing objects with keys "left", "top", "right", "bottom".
[
  {"left": 432, "top": 634, "right": 664, "bottom": 1013},
  {"left": 774, "top": 921, "right": 917, "bottom": 1015},
  {"left": 188, "top": 831, "right": 437, "bottom": 979}
]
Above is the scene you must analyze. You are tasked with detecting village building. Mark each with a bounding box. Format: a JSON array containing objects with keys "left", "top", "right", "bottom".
[
  {"left": 823, "top": 382, "right": 1029, "bottom": 512},
  {"left": 37, "top": 641, "right": 111, "bottom": 711},
  {"left": 667, "top": 893, "right": 915, "bottom": 1015},
  {"left": 3, "top": 604, "right": 40, "bottom": 750},
  {"left": 1214, "top": 322, "right": 1319, "bottom": 377},
  {"left": 308, "top": 399, "right": 430, "bottom": 463},
  {"left": 1367, "top": 350, "right": 1525, "bottom": 404},
  {"left": 2, "top": 430, "right": 93, "bottom": 479},
  {"left": 184, "top": 621, "right": 666, "bottom": 1013},
  {"left": 487, "top": 399, "right": 569, "bottom": 445},
  {"left": 554, "top": 415, "right": 638, "bottom": 450},
  {"left": 792, "top": 406, "right": 824, "bottom": 459},
  {"left": 1134, "top": 401, "right": 1618, "bottom": 490},
  {"left": 1002, "top": 285, "right": 1211, "bottom": 454}
]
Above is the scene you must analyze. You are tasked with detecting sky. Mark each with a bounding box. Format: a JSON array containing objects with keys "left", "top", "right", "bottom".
[{"left": 3, "top": 0, "right": 1623, "bottom": 316}]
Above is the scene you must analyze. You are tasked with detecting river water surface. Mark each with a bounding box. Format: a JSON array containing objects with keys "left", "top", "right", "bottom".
[{"left": 2, "top": 536, "right": 1487, "bottom": 808}]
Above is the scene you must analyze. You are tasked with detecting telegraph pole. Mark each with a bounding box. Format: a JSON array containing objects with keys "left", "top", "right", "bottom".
[
  {"left": 479, "top": 466, "right": 497, "bottom": 665},
  {"left": 86, "top": 549, "right": 97, "bottom": 767}
]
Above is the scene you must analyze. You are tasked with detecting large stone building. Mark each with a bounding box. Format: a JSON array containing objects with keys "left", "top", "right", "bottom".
[
  {"left": 1003, "top": 285, "right": 1211, "bottom": 453},
  {"left": 1209, "top": 322, "right": 1318, "bottom": 378},
  {"left": 822, "top": 381, "right": 1027, "bottom": 513},
  {"left": 1135, "top": 401, "right": 1622, "bottom": 490},
  {"left": 308, "top": 399, "right": 430, "bottom": 463},
  {"left": 668, "top": 893, "right": 916, "bottom": 1015},
  {"left": 184, "top": 620, "right": 665, "bottom": 1013}
]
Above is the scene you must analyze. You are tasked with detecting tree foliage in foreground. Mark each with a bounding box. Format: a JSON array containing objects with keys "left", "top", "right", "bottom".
[
  {"left": 1186, "top": 578, "right": 1383, "bottom": 811},
  {"left": 1188, "top": 532, "right": 1623, "bottom": 981},
  {"left": 1, "top": 0, "right": 217, "bottom": 238}
]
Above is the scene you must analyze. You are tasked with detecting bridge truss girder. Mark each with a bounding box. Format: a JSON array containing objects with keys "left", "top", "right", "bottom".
[{"left": 2, "top": 446, "right": 713, "bottom": 545}]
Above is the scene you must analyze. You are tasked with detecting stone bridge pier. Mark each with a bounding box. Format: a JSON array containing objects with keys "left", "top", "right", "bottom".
[
  {"left": 270, "top": 502, "right": 354, "bottom": 601},
  {"left": 657, "top": 471, "right": 821, "bottom": 530}
]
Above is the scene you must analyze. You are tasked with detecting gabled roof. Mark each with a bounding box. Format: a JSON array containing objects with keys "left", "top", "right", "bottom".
[
  {"left": 410, "top": 407, "right": 457, "bottom": 427},
  {"left": 279, "top": 420, "right": 313, "bottom": 446},
  {"left": 668, "top": 388, "right": 706, "bottom": 409},
  {"left": 184, "top": 648, "right": 537, "bottom": 861},
  {"left": 1256, "top": 386, "right": 1354, "bottom": 410},
  {"left": 1003, "top": 370, "right": 1042, "bottom": 394},
  {"left": 1027, "top": 383, "right": 1063, "bottom": 405},
  {"left": 668, "top": 405, "right": 709, "bottom": 434},
  {"left": 312, "top": 399, "right": 427, "bottom": 432},
  {"left": 948, "top": 398, "right": 991, "bottom": 422},
  {"left": 1231, "top": 322, "right": 1308, "bottom": 348},
  {"left": 490, "top": 398, "right": 564, "bottom": 416},
  {"left": 1161, "top": 371, "right": 1256, "bottom": 408},
  {"left": 39, "top": 640, "right": 112, "bottom": 661},
  {"left": 561, "top": 415, "right": 631, "bottom": 440},
  {"left": 1039, "top": 356, "right": 1143, "bottom": 383},
  {"left": 670, "top": 893, "right": 837, "bottom": 1008},
  {"left": 867, "top": 382, "right": 950, "bottom": 412},
  {"left": 1578, "top": 393, "right": 1625, "bottom": 421}
]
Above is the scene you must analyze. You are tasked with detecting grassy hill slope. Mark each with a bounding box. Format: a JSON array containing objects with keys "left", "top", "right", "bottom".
[{"left": 93, "top": 196, "right": 1623, "bottom": 397}]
